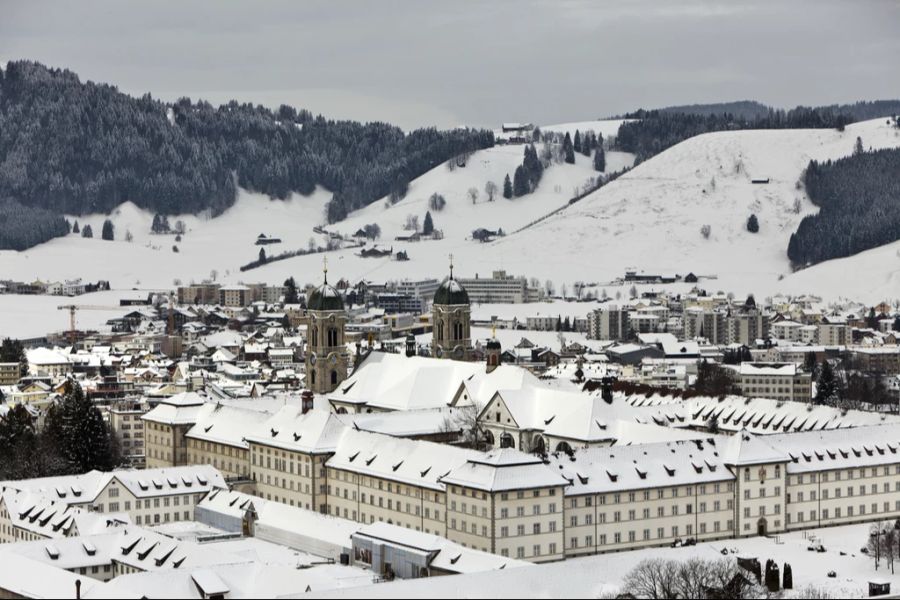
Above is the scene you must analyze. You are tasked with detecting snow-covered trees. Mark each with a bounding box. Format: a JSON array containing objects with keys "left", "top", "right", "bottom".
[
  {"left": 593, "top": 146, "right": 606, "bottom": 172},
  {"left": 363, "top": 223, "right": 381, "bottom": 240},
  {"left": 467, "top": 187, "right": 479, "bottom": 204},
  {"left": 283, "top": 277, "right": 299, "bottom": 304},
  {"left": 428, "top": 193, "right": 446, "bottom": 211},
  {"left": 0, "top": 60, "right": 494, "bottom": 241},
  {"left": 43, "top": 381, "right": 119, "bottom": 473},
  {"left": 563, "top": 132, "right": 575, "bottom": 164},
  {"left": 502, "top": 174, "right": 513, "bottom": 199},
  {"left": 747, "top": 213, "right": 759, "bottom": 233},
  {"left": 101, "top": 219, "right": 115, "bottom": 241},
  {"left": 81, "top": 224, "right": 93, "bottom": 238},
  {"left": 0, "top": 198, "right": 68, "bottom": 250},
  {"left": 0, "top": 338, "right": 28, "bottom": 378},
  {"left": 423, "top": 211, "right": 434, "bottom": 235},
  {"left": 513, "top": 166, "right": 529, "bottom": 197},
  {"left": 484, "top": 180, "right": 498, "bottom": 202},
  {"left": 789, "top": 147, "right": 900, "bottom": 266},
  {"left": 700, "top": 224, "right": 711, "bottom": 239}
]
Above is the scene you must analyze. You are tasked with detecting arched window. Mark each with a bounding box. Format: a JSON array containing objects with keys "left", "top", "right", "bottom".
[
  {"left": 327, "top": 327, "right": 338, "bottom": 347},
  {"left": 453, "top": 321, "right": 464, "bottom": 340},
  {"left": 311, "top": 327, "right": 318, "bottom": 347},
  {"left": 310, "top": 370, "right": 316, "bottom": 385},
  {"left": 435, "top": 320, "right": 443, "bottom": 341},
  {"left": 331, "top": 370, "right": 338, "bottom": 385},
  {"left": 555, "top": 441, "right": 573, "bottom": 455},
  {"left": 500, "top": 433, "right": 515, "bottom": 449}
]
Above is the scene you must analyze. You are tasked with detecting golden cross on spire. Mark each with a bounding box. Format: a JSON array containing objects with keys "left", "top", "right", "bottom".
[{"left": 323, "top": 256, "right": 328, "bottom": 284}]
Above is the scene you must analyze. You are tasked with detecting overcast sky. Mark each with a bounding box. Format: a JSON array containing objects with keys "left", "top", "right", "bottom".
[{"left": 2, "top": 0, "right": 899, "bottom": 130}]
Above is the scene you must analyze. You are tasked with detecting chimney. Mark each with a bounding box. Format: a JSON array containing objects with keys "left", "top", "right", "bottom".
[
  {"left": 301, "top": 389, "right": 314, "bottom": 414},
  {"left": 76, "top": 579, "right": 82, "bottom": 600}
]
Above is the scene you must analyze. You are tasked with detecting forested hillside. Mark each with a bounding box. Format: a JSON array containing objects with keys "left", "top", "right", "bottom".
[
  {"left": 788, "top": 143, "right": 900, "bottom": 266},
  {"left": 0, "top": 61, "right": 493, "bottom": 235},
  {"left": 616, "top": 101, "right": 900, "bottom": 162},
  {"left": 0, "top": 198, "right": 68, "bottom": 250}
]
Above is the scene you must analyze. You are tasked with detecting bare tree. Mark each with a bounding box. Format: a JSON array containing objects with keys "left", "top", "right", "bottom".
[
  {"left": 701, "top": 224, "right": 712, "bottom": 239},
  {"left": 404, "top": 214, "right": 420, "bottom": 231},
  {"left": 622, "top": 558, "right": 680, "bottom": 600},
  {"left": 468, "top": 187, "right": 479, "bottom": 204},
  {"left": 441, "top": 403, "right": 489, "bottom": 450},
  {"left": 484, "top": 181, "right": 498, "bottom": 202}
]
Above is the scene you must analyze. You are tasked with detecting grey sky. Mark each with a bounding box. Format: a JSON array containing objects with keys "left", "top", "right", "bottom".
[{"left": 2, "top": 0, "right": 899, "bottom": 130}]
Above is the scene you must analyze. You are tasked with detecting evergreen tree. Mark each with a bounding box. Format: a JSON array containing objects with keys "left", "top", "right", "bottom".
[
  {"left": 81, "top": 224, "right": 93, "bottom": 238},
  {"left": 513, "top": 165, "right": 529, "bottom": 197},
  {"left": 865, "top": 307, "right": 879, "bottom": 330},
  {"left": 893, "top": 315, "right": 900, "bottom": 332},
  {"left": 72, "top": 221, "right": 80, "bottom": 234},
  {"left": 563, "top": 133, "right": 575, "bottom": 164},
  {"left": 573, "top": 130, "right": 582, "bottom": 153},
  {"left": 815, "top": 361, "right": 838, "bottom": 404},
  {"left": 0, "top": 338, "right": 28, "bottom": 378},
  {"left": 101, "top": 219, "right": 115, "bottom": 241},
  {"left": 502, "top": 174, "right": 513, "bottom": 199},
  {"left": 283, "top": 277, "right": 299, "bottom": 304},
  {"left": 855, "top": 136, "right": 864, "bottom": 155},
  {"left": 0, "top": 404, "right": 37, "bottom": 480},
  {"left": 44, "top": 381, "right": 119, "bottom": 473},
  {"left": 593, "top": 146, "right": 606, "bottom": 172},
  {"left": 803, "top": 351, "right": 817, "bottom": 373},
  {"left": 258, "top": 248, "right": 267, "bottom": 264},
  {"left": 423, "top": 211, "right": 434, "bottom": 235},
  {"left": 782, "top": 563, "right": 793, "bottom": 590},
  {"left": 747, "top": 213, "right": 759, "bottom": 233}
]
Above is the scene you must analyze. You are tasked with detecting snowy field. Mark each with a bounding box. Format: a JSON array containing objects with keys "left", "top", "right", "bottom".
[
  {"left": 308, "top": 522, "right": 900, "bottom": 599},
  {"left": 0, "top": 290, "right": 164, "bottom": 339}
]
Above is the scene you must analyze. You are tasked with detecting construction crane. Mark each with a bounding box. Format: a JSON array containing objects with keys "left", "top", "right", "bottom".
[{"left": 57, "top": 304, "right": 126, "bottom": 345}]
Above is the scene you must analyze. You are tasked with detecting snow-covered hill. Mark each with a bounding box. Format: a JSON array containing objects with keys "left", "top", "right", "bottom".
[{"left": 1, "top": 117, "right": 899, "bottom": 326}]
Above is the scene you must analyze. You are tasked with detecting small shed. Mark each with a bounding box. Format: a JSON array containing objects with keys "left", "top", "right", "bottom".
[{"left": 869, "top": 579, "right": 891, "bottom": 597}]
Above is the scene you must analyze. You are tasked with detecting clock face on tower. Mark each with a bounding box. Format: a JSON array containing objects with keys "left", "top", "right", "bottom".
[
  {"left": 309, "top": 352, "right": 317, "bottom": 365},
  {"left": 328, "top": 353, "right": 338, "bottom": 365},
  {"left": 453, "top": 345, "right": 464, "bottom": 359},
  {"left": 435, "top": 346, "right": 444, "bottom": 358}
]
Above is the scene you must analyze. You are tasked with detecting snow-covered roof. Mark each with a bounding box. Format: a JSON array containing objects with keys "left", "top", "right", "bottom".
[
  {"left": 327, "top": 428, "right": 478, "bottom": 492},
  {"left": 185, "top": 404, "right": 274, "bottom": 449},
  {"left": 245, "top": 407, "right": 346, "bottom": 455},
  {"left": 441, "top": 449, "right": 570, "bottom": 492},
  {"left": 329, "top": 353, "right": 518, "bottom": 411},
  {"left": 549, "top": 439, "right": 731, "bottom": 496},
  {"left": 353, "top": 521, "right": 528, "bottom": 574}
]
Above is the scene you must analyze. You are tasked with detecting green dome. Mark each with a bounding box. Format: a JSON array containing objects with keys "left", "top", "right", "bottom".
[
  {"left": 307, "top": 284, "right": 344, "bottom": 311},
  {"left": 434, "top": 277, "right": 469, "bottom": 305}
]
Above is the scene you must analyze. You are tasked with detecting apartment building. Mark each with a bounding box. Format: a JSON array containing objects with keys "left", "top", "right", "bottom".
[
  {"left": 0, "top": 362, "right": 21, "bottom": 385},
  {"left": 851, "top": 346, "right": 900, "bottom": 375},
  {"left": 682, "top": 308, "right": 727, "bottom": 344},
  {"left": 587, "top": 305, "right": 630, "bottom": 341},
  {"left": 737, "top": 362, "right": 812, "bottom": 402},
  {"left": 455, "top": 271, "right": 541, "bottom": 304},
  {"left": 108, "top": 401, "right": 148, "bottom": 468},
  {"left": 818, "top": 317, "right": 850, "bottom": 346}
]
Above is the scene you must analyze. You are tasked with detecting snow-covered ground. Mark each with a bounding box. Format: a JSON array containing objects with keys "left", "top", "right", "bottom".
[
  {"left": 224, "top": 117, "right": 900, "bottom": 304},
  {"left": 308, "top": 522, "right": 900, "bottom": 599},
  {"left": 0, "top": 290, "right": 163, "bottom": 339}
]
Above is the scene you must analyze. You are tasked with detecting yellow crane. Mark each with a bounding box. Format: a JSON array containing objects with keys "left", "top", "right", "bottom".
[{"left": 56, "top": 304, "right": 127, "bottom": 344}]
